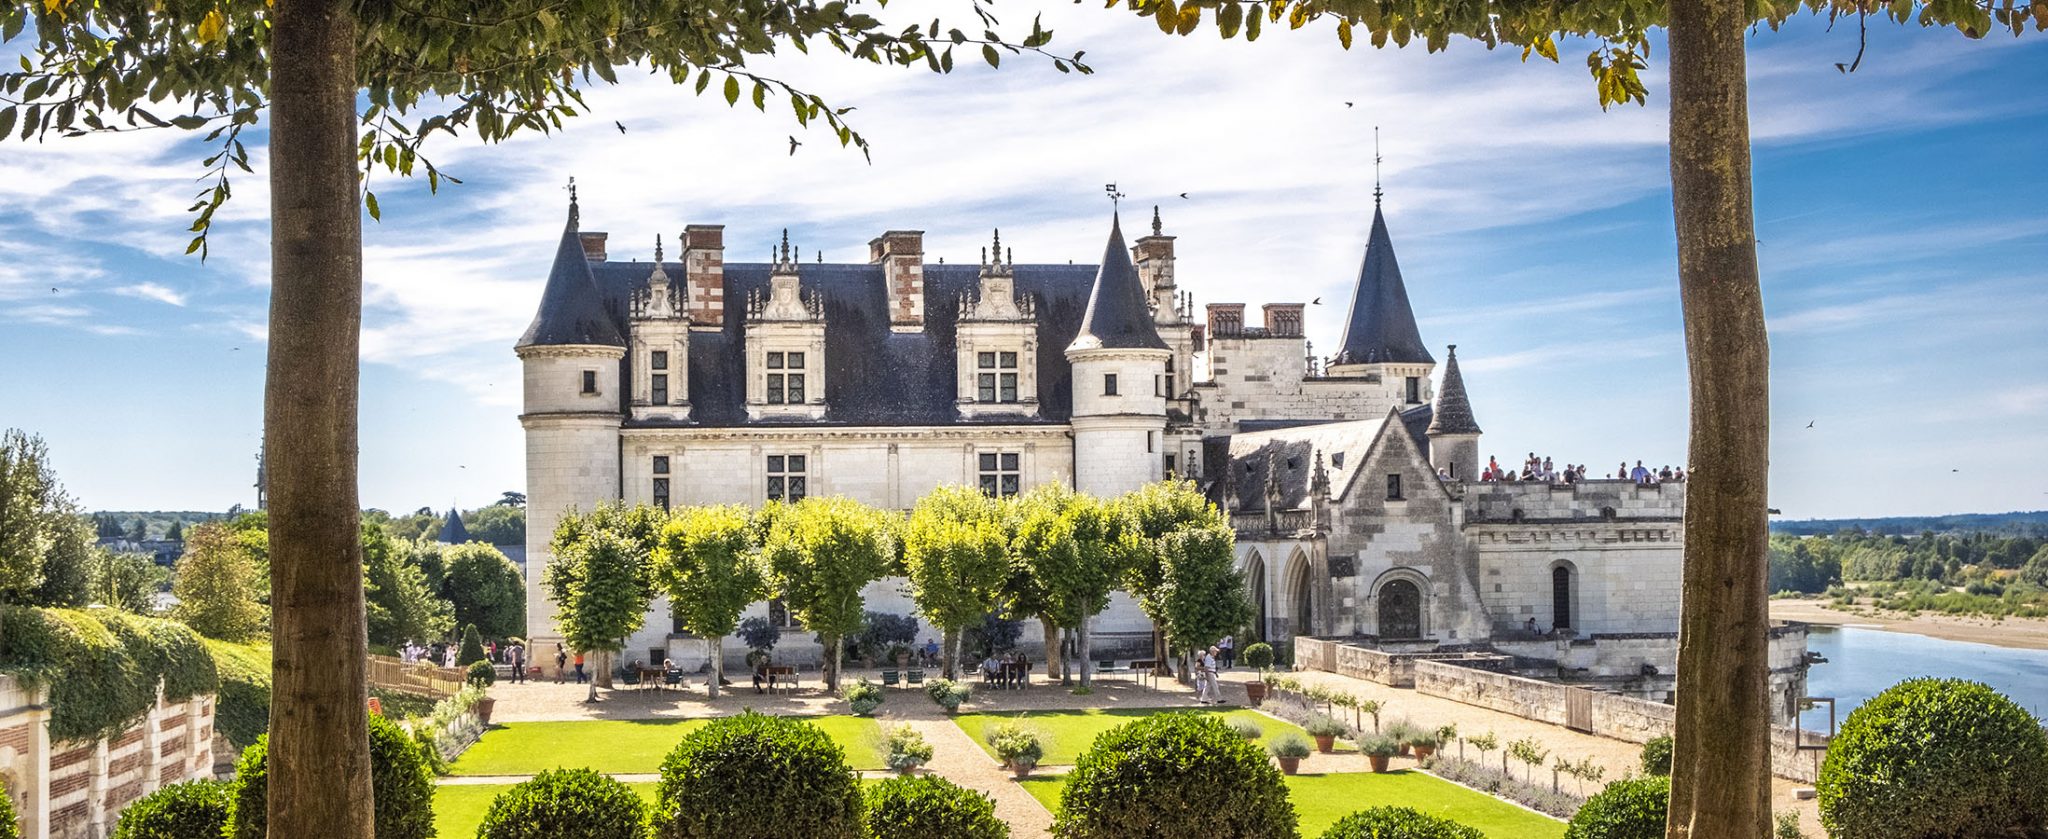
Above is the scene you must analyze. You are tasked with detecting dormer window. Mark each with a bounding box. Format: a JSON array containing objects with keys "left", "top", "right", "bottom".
[
  {"left": 651, "top": 350, "right": 668, "bottom": 370},
  {"left": 766, "top": 351, "right": 807, "bottom": 405},
  {"left": 1386, "top": 473, "right": 1404, "bottom": 501},
  {"left": 651, "top": 374, "right": 668, "bottom": 406},
  {"left": 977, "top": 352, "right": 1019, "bottom": 403}
]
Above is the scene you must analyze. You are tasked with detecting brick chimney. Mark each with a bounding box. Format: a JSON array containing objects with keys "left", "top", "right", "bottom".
[
  {"left": 683, "top": 224, "right": 725, "bottom": 328},
  {"left": 578, "top": 232, "right": 608, "bottom": 261},
  {"left": 869, "top": 230, "right": 925, "bottom": 331},
  {"left": 1263, "top": 303, "right": 1305, "bottom": 337},
  {"left": 1206, "top": 303, "right": 1245, "bottom": 338}
]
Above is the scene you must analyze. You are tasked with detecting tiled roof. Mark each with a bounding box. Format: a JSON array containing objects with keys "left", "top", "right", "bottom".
[
  {"left": 1333, "top": 204, "right": 1433, "bottom": 366},
  {"left": 1067, "top": 214, "right": 1168, "bottom": 352},
  {"left": 1426, "top": 345, "right": 1481, "bottom": 435},
  {"left": 516, "top": 203, "right": 627, "bottom": 349}
]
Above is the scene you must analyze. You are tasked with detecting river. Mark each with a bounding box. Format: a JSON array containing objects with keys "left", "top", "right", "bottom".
[{"left": 1799, "top": 624, "right": 2048, "bottom": 730}]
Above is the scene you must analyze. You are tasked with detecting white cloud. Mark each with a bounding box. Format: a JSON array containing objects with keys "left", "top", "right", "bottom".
[{"left": 114, "top": 282, "right": 188, "bottom": 307}]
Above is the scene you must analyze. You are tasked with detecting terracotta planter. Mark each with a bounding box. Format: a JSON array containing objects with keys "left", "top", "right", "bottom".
[
  {"left": 1245, "top": 682, "right": 1268, "bottom": 706},
  {"left": 1397, "top": 744, "right": 1412, "bottom": 757},
  {"left": 1413, "top": 744, "right": 1435, "bottom": 760},
  {"left": 1368, "top": 754, "right": 1391, "bottom": 773},
  {"left": 1277, "top": 756, "right": 1301, "bottom": 775},
  {"left": 476, "top": 697, "right": 497, "bottom": 726},
  {"left": 1010, "top": 763, "right": 1035, "bottom": 779},
  {"left": 1313, "top": 735, "right": 1336, "bottom": 754}
]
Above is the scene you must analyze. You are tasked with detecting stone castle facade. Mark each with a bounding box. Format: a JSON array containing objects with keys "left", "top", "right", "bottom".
[{"left": 515, "top": 192, "right": 1803, "bottom": 709}]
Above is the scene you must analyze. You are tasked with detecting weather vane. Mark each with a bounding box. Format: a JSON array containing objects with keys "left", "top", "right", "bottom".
[
  {"left": 1373, "top": 127, "right": 1383, "bottom": 203},
  {"left": 1104, "top": 183, "right": 1125, "bottom": 212},
  {"left": 566, "top": 175, "right": 577, "bottom": 202}
]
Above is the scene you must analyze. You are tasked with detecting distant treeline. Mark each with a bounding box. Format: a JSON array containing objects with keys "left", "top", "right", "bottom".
[
  {"left": 94, "top": 500, "right": 525, "bottom": 546},
  {"left": 1771, "top": 510, "right": 2048, "bottom": 537}
]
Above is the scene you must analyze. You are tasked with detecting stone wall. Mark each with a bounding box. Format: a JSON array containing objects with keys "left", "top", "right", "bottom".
[{"left": 0, "top": 675, "right": 218, "bottom": 839}]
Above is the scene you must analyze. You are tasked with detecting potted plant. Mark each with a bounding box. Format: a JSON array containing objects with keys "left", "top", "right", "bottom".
[
  {"left": 1241, "top": 643, "right": 1275, "bottom": 705},
  {"left": 1228, "top": 718, "right": 1264, "bottom": 740},
  {"left": 1409, "top": 731, "right": 1440, "bottom": 760},
  {"left": 884, "top": 723, "right": 934, "bottom": 774},
  {"left": 1270, "top": 734, "right": 1312, "bottom": 775},
  {"left": 844, "top": 680, "right": 884, "bottom": 716},
  {"left": 1303, "top": 713, "right": 1347, "bottom": 754},
  {"left": 1360, "top": 735, "right": 1399, "bottom": 773},
  {"left": 926, "top": 679, "right": 971, "bottom": 714},
  {"left": 1385, "top": 720, "right": 1420, "bottom": 756},
  {"left": 990, "top": 722, "right": 1043, "bottom": 779}
]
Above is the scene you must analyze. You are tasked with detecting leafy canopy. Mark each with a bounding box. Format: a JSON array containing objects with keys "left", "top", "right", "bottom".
[
  {"left": 761, "top": 496, "right": 895, "bottom": 642},
  {"left": 1011, "top": 485, "right": 1121, "bottom": 630},
  {"left": 0, "top": 0, "right": 1088, "bottom": 255},
  {"left": 652, "top": 504, "right": 768, "bottom": 639},
  {"left": 542, "top": 517, "right": 653, "bottom": 655},
  {"left": 902, "top": 486, "right": 1012, "bottom": 636}
]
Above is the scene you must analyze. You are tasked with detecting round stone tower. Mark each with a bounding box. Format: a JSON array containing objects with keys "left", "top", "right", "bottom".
[{"left": 1066, "top": 214, "right": 1170, "bottom": 497}]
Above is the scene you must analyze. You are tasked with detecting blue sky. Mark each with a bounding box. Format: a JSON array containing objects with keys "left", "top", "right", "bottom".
[{"left": 0, "top": 6, "right": 2042, "bottom": 520}]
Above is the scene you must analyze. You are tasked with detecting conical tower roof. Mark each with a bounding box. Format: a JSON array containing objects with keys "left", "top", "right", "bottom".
[
  {"left": 437, "top": 508, "right": 471, "bottom": 544},
  {"left": 1333, "top": 204, "right": 1432, "bottom": 366},
  {"left": 1426, "top": 344, "right": 1481, "bottom": 435},
  {"left": 1067, "top": 214, "right": 1167, "bottom": 352},
  {"left": 516, "top": 198, "right": 626, "bottom": 349}
]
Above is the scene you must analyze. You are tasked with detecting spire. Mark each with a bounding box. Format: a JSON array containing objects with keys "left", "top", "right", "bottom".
[
  {"left": 1151, "top": 205, "right": 1162, "bottom": 236},
  {"left": 1331, "top": 202, "right": 1432, "bottom": 366},
  {"left": 438, "top": 508, "right": 471, "bottom": 544},
  {"left": 647, "top": 234, "right": 669, "bottom": 282},
  {"left": 1067, "top": 213, "right": 1168, "bottom": 352},
  {"left": 1426, "top": 344, "right": 1482, "bottom": 435},
  {"left": 516, "top": 196, "right": 626, "bottom": 348}
]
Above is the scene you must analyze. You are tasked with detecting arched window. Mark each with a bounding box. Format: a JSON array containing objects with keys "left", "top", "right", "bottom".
[
  {"left": 1551, "top": 564, "right": 1575, "bottom": 631},
  {"left": 1244, "top": 551, "right": 1268, "bottom": 642}
]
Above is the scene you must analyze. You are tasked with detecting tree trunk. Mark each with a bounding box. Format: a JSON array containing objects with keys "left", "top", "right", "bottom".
[
  {"left": 1153, "top": 627, "right": 1174, "bottom": 679},
  {"left": 1040, "top": 617, "right": 1065, "bottom": 684},
  {"left": 824, "top": 634, "right": 842, "bottom": 692},
  {"left": 707, "top": 636, "right": 722, "bottom": 699},
  {"left": 1665, "top": 0, "right": 1774, "bottom": 834},
  {"left": 594, "top": 648, "right": 614, "bottom": 689},
  {"left": 265, "top": 2, "right": 373, "bottom": 838},
  {"left": 942, "top": 626, "right": 961, "bottom": 681},
  {"left": 1077, "top": 615, "right": 1093, "bottom": 689}
]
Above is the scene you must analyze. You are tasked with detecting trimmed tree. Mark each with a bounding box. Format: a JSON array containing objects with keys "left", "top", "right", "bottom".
[
  {"left": 226, "top": 713, "right": 436, "bottom": 839},
  {"left": 1054, "top": 712, "right": 1295, "bottom": 838},
  {"left": 1565, "top": 777, "right": 1671, "bottom": 839},
  {"left": 653, "top": 712, "right": 862, "bottom": 839},
  {"left": 651, "top": 505, "right": 767, "bottom": 698},
  {"left": 1318, "top": 807, "right": 1483, "bottom": 839},
  {"left": 476, "top": 768, "right": 646, "bottom": 839},
  {"left": 761, "top": 497, "right": 894, "bottom": 692},
  {"left": 1152, "top": 525, "right": 1251, "bottom": 682},
  {"left": 1817, "top": 678, "right": 2048, "bottom": 839},
  {"left": 456, "top": 624, "right": 487, "bottom": 666},
  {"left": 1116, "top": 479, "right": 1230, "bottom": 678},
  {"left": 1109, "top": 2, "right": 2035, "bottom": 835},
  {"left": 543, "top": 523, "right": 652, "bottom": 701},
  {"left": 112, "top": 779, "right": 234, "bottom": 839},
  {"left": 903, "top": 487, "right": 1013, "bottom": 680},
  {"left": 439, "top": 543, "right": 525, "bottom": 641},
  {"left": 864, "top": 775, "right": 1010, "bottom": 839},
  {"left": 1012, "top": 485, "right": 1121, "bottom": 689}
]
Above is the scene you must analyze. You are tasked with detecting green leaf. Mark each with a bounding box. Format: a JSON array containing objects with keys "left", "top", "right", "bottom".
[
  {"left": 982, "top": 44, "right": 1000, "bottom": 68},
  {"left": 1219, "top": 3, "right": 1244, "bottom": 38},
  {"left": 365, "top": 191, "right": 381, "bottom": 221},
  {"left": 695, "top": 70, "right": 712, "bottom": 95},
  {"left": 1246, "top": 9, "right": 1262, "bottom": 40},
  {"left": 1338, "top": 19, "right": 1354, "bottom": 48},
  {"left": 723, "top": 76, "right": 740, "bottom": 106},
  {"left": 752, "top": 81, "right": 767, "bottom": 111},
  {"left": 0, "top": 108, "right": 13, "bottom": 142}
]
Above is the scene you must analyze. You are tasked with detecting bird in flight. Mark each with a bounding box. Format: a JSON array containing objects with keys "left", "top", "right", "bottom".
[
  {"left": 788, "top": 136, "right": 802, "bottom": 156},
  {"left": 50, "top": 286, "right": 58, "bottom": 294},
  {"left": 1806, "top": 420, "right": 1815, "bottom": 428},
  {"left": 1311, "top": 297, "right": 1322, "bottom": 305},
  {"left": 1344, "top": 101, "right": 1354, "bottom": 107},
  {"left": 614, "top": 121, "right": 626, "bottom": 133},
  {"left": 1178, "top": 192, "right": 1189, "bottom": 199}
]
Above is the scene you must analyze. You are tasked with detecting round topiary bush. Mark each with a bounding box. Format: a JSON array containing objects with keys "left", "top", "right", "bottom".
[
  {"left": 1318, "top": 806, "right": 1484, "bottom": 839},
  {"left": 1638, "top": 735, "right": 1672, "bottom": 777},
  {"left": 864, "top": 775, "right": 1010, "bottom": 839},
  {"left": 1053, "top": 712, "right": 1296, "bottom": 839},
  {"left": 226, "top": 713, "right": 436, "bottom": 839},
  {"left": 112, "top": 779, "right": 234, "bottom": 839},
  {"left": 476, "top": 768, "right": 646, "bottom": 839},
  {"left": 1242, "top": 642, "right": 1275, "bottom": 670},
  {"left": 1564, "top": 776, "right": 1669, "bottom": 839},
  {"left": 652, "top": 711, "right": 862, "bottom": 839},
  {"left": 1817, "top": 677, "right": 2048, "bottom": 839},
  {"left": 467, "top": 659, "right": 496, "bottom": 688}
]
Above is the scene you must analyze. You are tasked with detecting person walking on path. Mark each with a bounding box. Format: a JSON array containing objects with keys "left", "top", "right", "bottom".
[
  {"left": 1218, "top": 635, "right": 1235, "bottom": 669},
  {"left": 508, "top": 642, "right": 526, "bottom": 684},
  {"left": 573, "top": 652, "right": 588, "bottom": 684},
  {"left": 554, "top": 643, "right": 568, "bottom": 683}
]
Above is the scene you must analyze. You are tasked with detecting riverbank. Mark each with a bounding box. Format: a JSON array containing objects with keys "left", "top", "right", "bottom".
[{"left": 1772, "top": 598, "right": 2048, "bottom": 651}]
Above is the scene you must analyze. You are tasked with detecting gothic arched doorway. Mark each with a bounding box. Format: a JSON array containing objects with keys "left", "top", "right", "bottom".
[
  {"left": 1551, "top": 563, "right": 1576, "bottom": 631},
  {"left": 1285, "top": 551, "right": 1315, "bottom": 637},
  {"left": 1377, "top": 579, "right": 1422, "bottom": 639}
]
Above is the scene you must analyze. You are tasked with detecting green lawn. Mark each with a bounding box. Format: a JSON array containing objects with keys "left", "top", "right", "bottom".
[
  {"left": 1019, "top": 770, "right": 1564, "bottom": 839},
  {"left": 953, "top": 707, "right": 1346, "bottom": 766},
  {"left": 434, "top": 782, "right": 659, "bottom": 839},
  {"left": 447, "top": 716, "right": 886, "bottom": 775}
]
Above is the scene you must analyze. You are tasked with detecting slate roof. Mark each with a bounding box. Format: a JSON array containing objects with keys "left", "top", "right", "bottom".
[
  {"left": 577, "top": 257, "right": 1102, "bottom": 427},
  {"left": 1203, "top": 416, "right": 1432, "bottom": 511},
  {"left": 437, "top": 508, "right": 470, "bottom": 544},
  {"left": 1333, "top": 204, "right": 1433, "bottom": 366},
  {"left": 1067, "top": 214, "right": 1168, "bottom": 352},
  {"left": 517, "top": 202, "right": 628, "bottom": 349},
  {"left": 1425, "top": 344, "right": 1481, "bottom": 435}
]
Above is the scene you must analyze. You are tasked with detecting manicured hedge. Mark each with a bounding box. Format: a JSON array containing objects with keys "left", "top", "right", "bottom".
[
  {"left": 477, "top": 768, "right": 646, "bottom": 839},
  {"left": 1053, "top": 712, "right": 1296, "bottom": 839},
  {"left": 652, "top": 711, "right": 863, "bottom": 839},
  {"left": 0, "top": 607, "right": 219, "bottom": 743},
  {"left": 864, "top": 775, "right": 1009, "bottom": 839},
  {"left": 202, "top": 639, "right": 270, "bottom": 750},
  {"left": 1318, "top": 806, "right": 1484, "bottom": 839},
  {"left": 226, "top": 714, "right": 435, "bottom": 839},
  {"left": 1817, "top": 677, "right": 2048, "bottom": 839},
  {"left": 111, "top": 779, "right": 233, "bottom": 839},
  {"left": 1638, "top": 736, "right": 1671, "bottom": 777},
  {"left": 1564, "top": 776, "right": 1669, "bottom": 839}
]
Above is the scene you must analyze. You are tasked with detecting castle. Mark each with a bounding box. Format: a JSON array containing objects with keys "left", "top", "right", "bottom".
[{"left": 515, "top": 190, "right": 1808, "bottom": 712}]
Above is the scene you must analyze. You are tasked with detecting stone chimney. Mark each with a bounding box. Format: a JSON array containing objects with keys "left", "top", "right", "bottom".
[
  {"left": 869, "top": 230, "right": 925, "bottom": 331},
  {"left": 1206, "top": 303, "right": 1245, "bottom": 338},
  {"left": 1263, "top": 303, "right": 1305, "bottom": 337},
  {"left": 683, "top": 224, "right": 725, "bottom": 328},
  {"left": 1134, "top": 206, "right": 1178, "bottom": 324},
  {"left": 578, "top": 232, "right": 608, "bottom": 261}
]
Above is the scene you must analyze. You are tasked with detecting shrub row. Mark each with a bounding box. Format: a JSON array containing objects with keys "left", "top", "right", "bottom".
[
  {"left": 0, "top": 607, "right": 219, "bottom": 743},
  {"left": 1422, "top": 756, "right": 1583, "bottom": 818}
]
